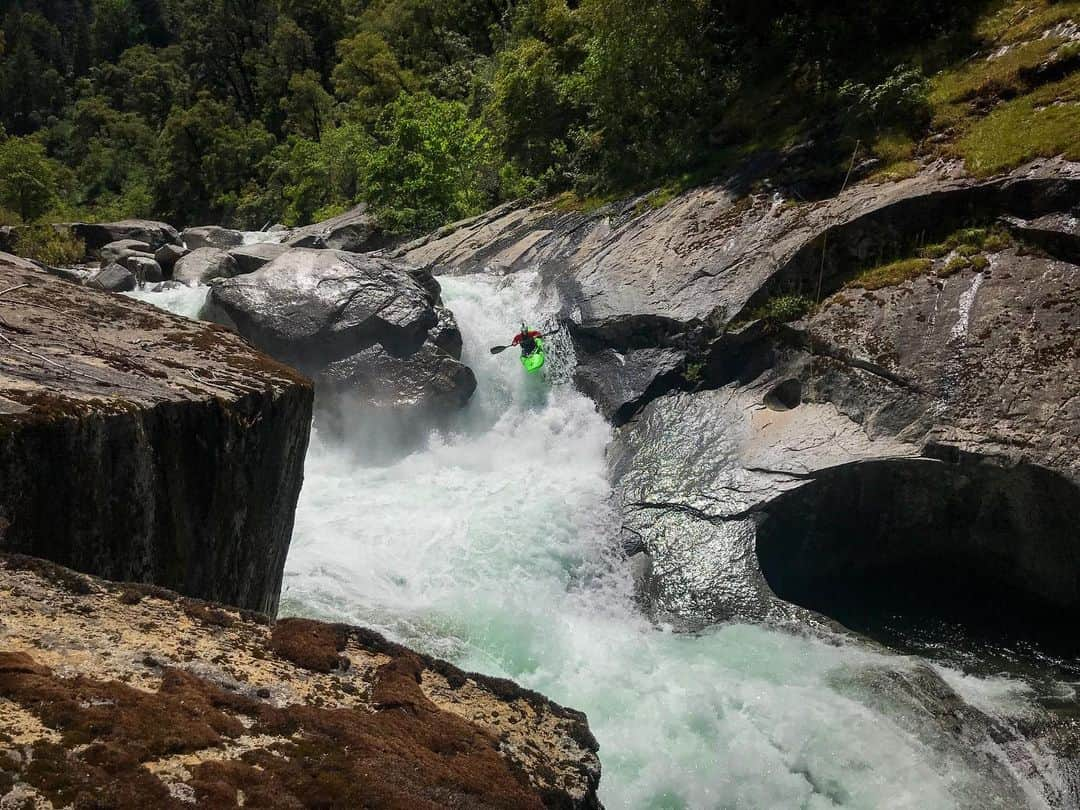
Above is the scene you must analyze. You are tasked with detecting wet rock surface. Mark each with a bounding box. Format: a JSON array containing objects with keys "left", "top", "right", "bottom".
[
  {"left": 0, "top": 555, "right": 602, "bottom": 809},
  {"left": 0, "top": 255, "right": 313, "bottom": 615},
  {"left": 610, "top": 240, "right": 1080, "bottom": 644},
  {"left": 209, "top": 248, "right": 476, "bottom": 414}
]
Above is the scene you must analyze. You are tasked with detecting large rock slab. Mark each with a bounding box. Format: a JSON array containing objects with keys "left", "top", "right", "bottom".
[
  {"left": 70, "top": 219, "right": 181, "bottom": 251},
  {"left": 611, "top": 242, "right": 1080, "bottom": 642},
  {"left": 209, "top": 249, "right": 476, "bottom": 414},
  {"left": 0, "top": 555, "right": 602, "bottom": 809},
  {"left": 0, "top": 255, "right": 313, "bottom": 615},
  {"left": 285, "top": 204, "right": 387, "bottom": 252}
]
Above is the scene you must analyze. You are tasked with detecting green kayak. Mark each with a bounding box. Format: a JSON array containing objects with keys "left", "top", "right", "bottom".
[{"left": 520, "top": 338, "right": 545, "bottom": 374}]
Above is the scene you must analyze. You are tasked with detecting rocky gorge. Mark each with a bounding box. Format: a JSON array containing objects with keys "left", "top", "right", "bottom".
[{"left": 0, "top": 152, "right": 1078, "bottom": 806}]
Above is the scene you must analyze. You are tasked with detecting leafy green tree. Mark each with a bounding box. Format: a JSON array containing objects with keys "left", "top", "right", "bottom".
[
  {"left": 280, "top": 69, "right": 335, "bottom": 140},
  {"left": 154, "top": 94, "right": 275, "bottom": 224},
  {"left": 90, "top": 0, "right": 144, "bottom": 62},
  {"left": 0, "top": 135, "right": 66, "bottom": 221},
  {"left": 363, "top": 91, "right": 495, "bottom": 233},
  {"left": 332, "top": 31, "right": 415, "bottom": 115}
]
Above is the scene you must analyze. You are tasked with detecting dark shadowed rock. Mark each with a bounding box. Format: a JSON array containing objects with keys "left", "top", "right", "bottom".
[
  {"left": 154, "top": 242, "right": 188, "bottom": 274},
  {"left": 229, "top": 241, "right": 289, "bottom": 275},
  {"left": 1001, "top": 212, "right": 1080, "bottom": 263},
  {"left": 86, "top": 262, "right": 136, "bottom": 292},
  {"left": 182, "top": 225, "right": 245, "bottom": 250},
  {"left": 121, "top": 254, "right": 163, "bottom": 283},
  {"left": 285, "top": 204, "right": 388, "bottom": 252},
  {"left": 173, "top": 246, "right": 238, "bottom": 285},
  {"left": 70, "top": 219, "right": 181, "bottom": 251},
  {"left": 574, "top": 347, "right": 685, "bottom": 424},
  {"left": 0, "top": 256, "right": 313, "bottom": 615},
  {"left": 0, "top": 556, "right": 602, "bottom": 809},
  {"left": 431, "top": 304, "right": 464, "bottom": 359}
]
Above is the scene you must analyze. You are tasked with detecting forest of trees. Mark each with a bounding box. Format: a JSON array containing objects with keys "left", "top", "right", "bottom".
[{"left": 0, "top": 0, "right": 987, "bottom": 233}]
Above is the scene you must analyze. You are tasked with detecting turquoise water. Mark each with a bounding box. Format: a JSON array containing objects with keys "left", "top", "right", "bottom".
[{"left": 129, "top": 274, "right": 1056, "bottom": 809}]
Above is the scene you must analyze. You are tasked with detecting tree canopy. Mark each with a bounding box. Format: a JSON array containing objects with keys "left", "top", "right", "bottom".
[{"left": 0, "top": 0, "right": 991, "bottom": 231}]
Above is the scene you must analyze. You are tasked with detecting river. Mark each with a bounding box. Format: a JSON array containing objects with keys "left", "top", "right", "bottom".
[{"left": 129, "top": 271, "right": 1064, "bottom": 809}]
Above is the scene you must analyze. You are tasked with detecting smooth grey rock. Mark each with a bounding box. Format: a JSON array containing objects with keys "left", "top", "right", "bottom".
[
  {"left": 229, "top": 242, "right": 289, "bottom": 275},
  {"left": 317, "top": 341, "right": 476, "bottom": 411},
  {"left": 210, "top": 249, "right": 476, "bottom": 415},
  {"left": 154, "top": 243, "right": 188, "bottom": 274},
  {"left": 173, "top": 247, "right": 238, "bottom": 286},
  {"left": 0, "top": 256, "right": 313, "bottom": 615},
  {"left": 99, "top": 239, "right": 152, "bottom": 265},
  {"left": 182, "top": 225, "right": 245, "bottom": 250},
  {"left": 209, "top": 248, "right": 439, "bottom": 368},
  {"left": 121, "top": 255, "right": 163, "bottom": 283},
  {"left": 86, "top": 263, "right": 137, "bottom": 292},
  {"left": 285, "top": 204, "right": 386, "bottom": 252},
  {"left": 70, "top": 220, "right": 181, "bottom": 251},
  {"left": 610, "top": 382, "right": 916, "bottom": 626}
]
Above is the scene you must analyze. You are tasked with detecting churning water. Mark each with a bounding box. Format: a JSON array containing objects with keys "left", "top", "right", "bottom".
[{"left": 131, "top": 272, "right": 1063, "bottom": 809}]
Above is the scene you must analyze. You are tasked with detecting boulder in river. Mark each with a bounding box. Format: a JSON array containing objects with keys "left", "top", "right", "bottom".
[
  {"left": 0, "top": 554, "right": 602, "bottom": 808},
  {"left": 182, "top": 225, "right": 246, "bottom": 250},
  {"left": 285, "top": 204, "right": 390, "bottom": 252},
  {"left": 121, "top": 254, "right": 164, "bottom": 283},
  {"left": 173, "top": 246, "right": 238, "bottom": 285},
  {"left": 70, "top": 219, "right": 181, "bottom": 251},
  {"left": 229, "top": 241, "right": 289, "bottom": 275},
  {"left": 0, "top": 254, "right": 313, "bottom": 615},
  {"left": 99, "top": 238, "right": 152, "bottom": 265},
  {"left": 86, "top": 262, "right": 137, "bottom": 292},
  {"left": 154, "top": 242, "right": 188, "bottom": 274},
  {"left": 209, "top": 248, "right": 476, "bottom": 417}
]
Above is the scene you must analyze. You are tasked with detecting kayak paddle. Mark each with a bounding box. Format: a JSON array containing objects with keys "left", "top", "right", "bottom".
[{"left": 489, "top": 327, "right": 560, "bottom": 355}]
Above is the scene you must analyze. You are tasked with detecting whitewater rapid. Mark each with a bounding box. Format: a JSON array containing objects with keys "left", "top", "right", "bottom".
[{"left": 129, "top": 272, "right": 1057, "bottom": 809}]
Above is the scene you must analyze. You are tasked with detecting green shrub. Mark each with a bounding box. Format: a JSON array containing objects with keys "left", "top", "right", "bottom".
[
  {"left": 847, "top": 258, "right": 933, "bottom": 290},
  {"left": 752, "top": 294, "right": 815, "bottom": 323},
  {"left": 939, "top": 255, "right": 971, "bottom": 276},
  {"left": 11, "top": 225, "right": 87, "bottom": 266},
  {"left": 919, "top": 243, "right": 950, "bottom": 259}
]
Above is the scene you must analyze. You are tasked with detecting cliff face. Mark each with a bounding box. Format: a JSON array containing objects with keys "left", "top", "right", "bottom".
[
  {"left": 396, "top": 161, "right": 1080, "bottom": 657},
  {"left": 0, "top": 255, "right": 313, "bottom": 615},
  {"left": 0, "top": 555, "right": 601, "bottom": 809}
]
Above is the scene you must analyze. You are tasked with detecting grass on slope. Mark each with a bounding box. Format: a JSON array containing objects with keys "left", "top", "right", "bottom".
[{"left": 928, "top": 0, "right": 1080, "bottom": 176}]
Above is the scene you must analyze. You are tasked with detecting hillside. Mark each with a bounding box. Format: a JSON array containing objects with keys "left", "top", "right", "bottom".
[{"left": 0, "top": 0, "right": 1076, "bottom": 244}]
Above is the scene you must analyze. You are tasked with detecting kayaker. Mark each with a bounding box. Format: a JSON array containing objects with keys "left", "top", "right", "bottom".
[{"left": 511, "top": 324, "right": 542, "bottom": 357}]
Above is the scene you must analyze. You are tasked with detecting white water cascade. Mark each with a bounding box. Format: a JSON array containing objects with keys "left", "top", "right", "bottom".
[{"left": 129, "top": 271, "right": 1060, "bottom": 809}]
